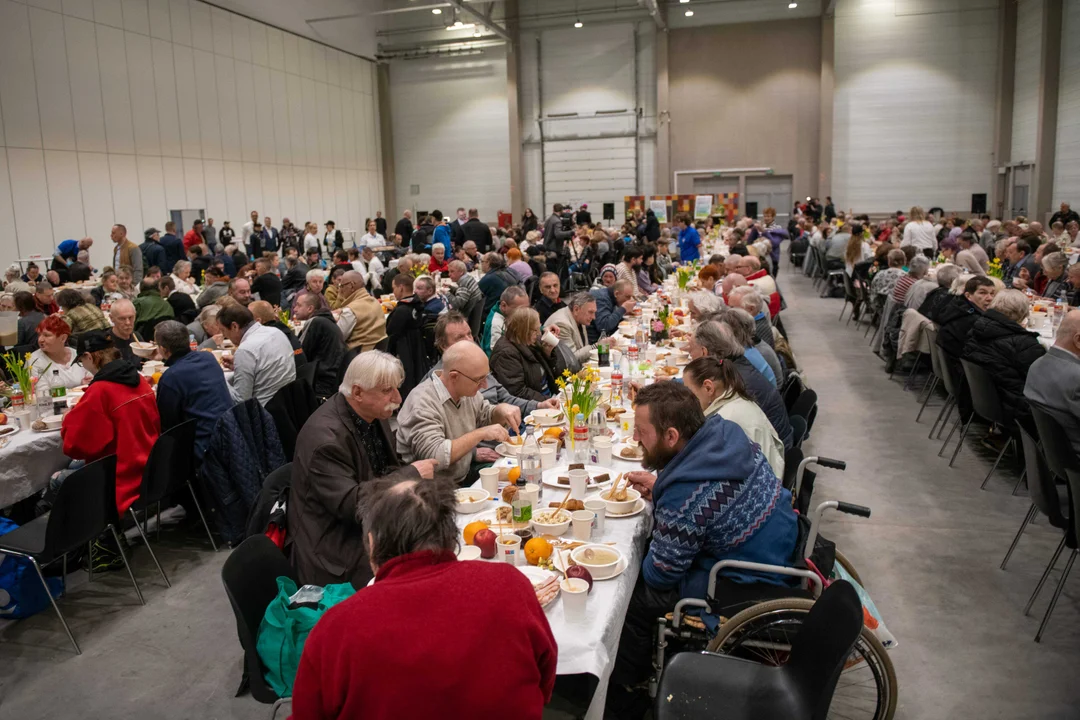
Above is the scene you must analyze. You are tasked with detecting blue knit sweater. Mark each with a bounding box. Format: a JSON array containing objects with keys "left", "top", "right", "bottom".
[{"left": 643, "top": 415, "right": 798, "bottom": 599}]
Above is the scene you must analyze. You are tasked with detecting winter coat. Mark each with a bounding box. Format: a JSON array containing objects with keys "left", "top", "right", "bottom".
[
  {"left": 461, "top": 218, "right": 494, "bottom": 253},
  {"left": 918, "top": 286, "right": 953, "bottom": 325},
  {"left": 936, "top": 295, "right": 982, "bottom": 361},
  {"left": 156, "top": 349, "right": 232, "bottom": 462},
  {"left": 489, "top": 337, "right": 564, "bottom": 402},
  {"left": 139, "top": 240, "right": 167, "bottom": 272},
  {"left": 645, "top": 415, "right": 798, "bottom": 600},
  {"left": 961, "top": 309, "right": 1046, "bottom": 422},
  {"left": 61, "top": 359, "right": 160, "bottom": 514},
  {"left": 735, "top": 357, "right": 793, "bottom": 449},
  {"left": 202, "top": 399, "right": 286, "bottom": 545},
  {"left": 384, "top": 297, "right": 430, "bottom": 399},
  {"left": 265, "top": 375, "right": 319, "bottom": 462},
  {"left": 299, "top": 310, "right": 346, "bottom": 399},
  {"left": 478, "top": 268, "right": 520, "bottom": 320}
]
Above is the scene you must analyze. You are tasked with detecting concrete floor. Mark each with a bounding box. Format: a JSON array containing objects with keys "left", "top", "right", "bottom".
[{"left": 1, "top": 264, "right": 1078, "bottom": 719}]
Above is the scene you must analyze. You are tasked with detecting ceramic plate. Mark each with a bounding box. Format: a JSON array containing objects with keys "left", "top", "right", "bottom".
[
  {"left": 606, "top": 497, "right": 647, "bottom": 518},
  {"left": 541, "top": 464, "right": 616, "bottom": 490}
]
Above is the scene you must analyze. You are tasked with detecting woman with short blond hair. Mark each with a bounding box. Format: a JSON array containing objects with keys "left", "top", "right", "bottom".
[{"left": 489, "top": 307, "right": 566, "bottom": 401}]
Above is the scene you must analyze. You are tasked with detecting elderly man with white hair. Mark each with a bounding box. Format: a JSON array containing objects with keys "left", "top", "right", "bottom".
[
  {"left": 687, "top": 290, "right": 724, "bottom": 322},
  {"left": 729, "top": 286, "right": 775, "bottom": 349},
  {"left": 738, "top": 255, "right": 781, "bottom": 317},
  {"left": 189, "top": 304, "right": 224, "bottom": 350},
  {"left": 288, "top": 350, "right": 438, "bottom": 589},
  {"left": 397, "top": 340, "right": 521, "bottom": 486}
]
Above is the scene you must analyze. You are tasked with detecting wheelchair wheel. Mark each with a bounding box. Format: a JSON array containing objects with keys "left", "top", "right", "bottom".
[
  {"left": 834, "top": 548, "right": 864, "bottom": 586},
  {"left": 706, "top": 598, "right": 897, "bottom": 720}
]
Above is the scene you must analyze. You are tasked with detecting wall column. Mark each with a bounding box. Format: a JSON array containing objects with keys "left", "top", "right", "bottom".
[
  {"left": 377, "top": 63, "right": 397, "bottom": 220},
  {"left": 1033, "top": 0, "right": 1062, "bottom": 221},
  {"left": 817, "top": 14, "right": 834, "bottom": 203},
  {"left": 505, "top": 0, "right": 524, "bottom": 218},
  {"left": 991, "top": 0, "right": 1017, "bottom": 217},
  {"left": 655, "top": 18, "right": 670, "bottom": 195}
]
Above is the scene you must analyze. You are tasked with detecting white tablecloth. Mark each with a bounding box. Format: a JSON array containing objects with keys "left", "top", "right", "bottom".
[
  {"left": 459, "top": 443, "right": 654, "bottom": 719},
  {"left": 0, "top": 426, "right": 68, "bottom": 508}
]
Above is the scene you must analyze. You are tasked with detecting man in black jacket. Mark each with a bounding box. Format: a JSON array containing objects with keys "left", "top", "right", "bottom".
[
  {"left": 1049, "top": 202, "right": 1080, "bottom": 229},
  {"left": 141, "top": 228, "right": 168, "bottom": 273},
  {"left": 936, "top": 276, "right": 996, "bottom": 396},
  {"left": 159, "top": 221, "right": 185, "bottom": 274},
  {"left": 450, "top": 207, "right": 468, "bottom": 249},
  {"left": 544, "top": 204, "right": 574, "bottom": 253},
  {"left": 575, "top": 204, "right": 592, "bottom": 226},
  {"left": 394, "top": 210, "right": 414, "bottom": 245},
  {"left": 374, "top": 210, "right": 387, "bottom": 238},
  {"left": 295, "top": 291, "right": 346, "bottom": 399},
  {"left": 384, "top": 273, "right": 430, "bottom": 399},
  {"left": 251, "top": 257, "right": 283, "bottom": 307},
  {"left": 461, "top": 208, "right": 494, "bottom": 253},
  {"left": 381, "top": 256, "right": 412, "bottom": 297}
]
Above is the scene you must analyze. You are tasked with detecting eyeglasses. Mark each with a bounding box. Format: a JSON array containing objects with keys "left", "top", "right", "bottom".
[{"left": 453, "top": 369, "right": 486, "bottom": 386}]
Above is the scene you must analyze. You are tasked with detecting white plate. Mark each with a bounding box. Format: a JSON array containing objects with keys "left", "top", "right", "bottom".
[
  {"left": 541, "top": 464, "right": 616, "bottom": 490},
  {"left": 551, "top": 547, "right": 629, "bottom": 580},
  {"left": 605, "top": 497, "right": 647, "bottom": 518},
  {"left": 614, "top": 441, "right": 644, "bottom": 462},
  {"left": 517, "top": 565, "right": 561, "bottom": 608}
]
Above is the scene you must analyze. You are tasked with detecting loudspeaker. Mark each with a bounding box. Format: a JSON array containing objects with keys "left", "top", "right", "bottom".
[
  {"left": 603, "top": 203, "right": 615, "bottom": 220},
  {"left": 971, "top": 194, "right": 987, "bottom": 215}
]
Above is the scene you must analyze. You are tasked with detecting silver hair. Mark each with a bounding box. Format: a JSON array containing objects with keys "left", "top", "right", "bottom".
[
  {"left": 197, "top": 304, "right": 221, "bottom": 327},
  {"left": 173, "top": 260, "right": 192, "bottom": 274},
  {"left": 568, "top": 291, "right": 596, "bottom": 310},
  {"left": 414, "top": 276, "right": 435, "bottom": 294},
  {"left": 306, "top": 269, "right": 325, "bottom": 283},
  {"left": 687, "top": 290, "right": 723, "bottom": 315},
  {"left": 500, "top": 285, "right": 528, "bottom": 305},
  {"left": 448, "top": 260, "right": 467, "bottom": 273},
  {"left": 694, "top": 320, "right": 745, "bottom": 359},
  {"left": 154, "top": 320, "right": 190, "bottom": 356},
  {"left": 990, "top": 289, "right": 1030, "bottom": 324},
  {"left": 735, "top": 288, "right": 764, "bottom": 315},
  {"left": 724, "top": 308, "right": 758, "bottom": 347},
  {"left": 1043, "top": 251, "right": 1068, "bottom": 273},
  {"left": 936, "top": 264, "right": 962, "bottom": 289},
  {"left": 909, "top": 255, "right": 930, "bottom": 278},
  {"left": 339, "top": 350, "right": 405, "bottom": 395}
]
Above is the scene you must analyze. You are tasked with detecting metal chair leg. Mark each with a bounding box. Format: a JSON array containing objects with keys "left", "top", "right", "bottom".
[
  {"left": 1035, "top": 549, "right": 1077, "bottom": 643},
  {"left": 61, "top": 553, "right": 67, "bottom": 594},
  {"left": 29, "top": 556, "right": 80, "bottom": 654},
  {"left": 903, "top": 354, "right": 922, "bottom": 390},
  {"left": 980, "top": 437, "right": 1013, "bottom": 489},
  {"left": 1001, "top": 504, "right": 1037, "bottom": 570},
  {"left": 948, "top": 417, "right": 972, "bottom": 466},
  {"left": 130, "top": 508, "right": 170, "bottom": 588},
  {"left": 1012, "top": 469, "right": 1028, "bottom": 496},
  {"left": 916, "top": 376, "right": 939, "bottom": 423},
  {"left": 838, "top": 301, "right": 847, "bottom": 321},
  {"left": 156, "top": 501, "right": 162, "bottom": 542},
  {"left": 937, "top": 400, "right": 956, "bottom": 440},
  {"left": 929, "top": 396, "right": 953, "bottom": 438},
  {"left": 109, "top": 525, "right": 145, "bottom": 605},
  {"left": 1025, "top": 535, "right": 1067, "bottom": 615},
  {"left": 87, "top": 541, "right": 93, "bottom": 583},
  {"left": 938, "top": 413, "right": 963, "bottom": 457},
  {"left": 188, "top": 480, "right": 218, "bottom": 551}
]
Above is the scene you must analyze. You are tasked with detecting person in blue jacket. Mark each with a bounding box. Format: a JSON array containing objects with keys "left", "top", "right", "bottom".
[
  {"left": 431, "top": 210, "right": 453, "bottom": 256},
  {"left": 606, "top": 381, "right": 799, "bottom": 717},
  {"left": 675, "top": 212, "right": 701, "bottom": 263}
]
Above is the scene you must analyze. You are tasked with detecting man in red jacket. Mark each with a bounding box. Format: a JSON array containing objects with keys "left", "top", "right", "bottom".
[{"left": 290, "top": 478, "right": 558, "bottom": 720}]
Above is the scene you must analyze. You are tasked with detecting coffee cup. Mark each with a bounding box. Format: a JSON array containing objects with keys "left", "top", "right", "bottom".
[
  {"left": 561, "top": 577, "right": 589, "bottom": 620},
  {"left": 498, "top": 534, "right": 522, "bottom": 565},
  {"left": 584, "top": 499, "right": 607, "bottom": 536},
  {"left": 571, "top": 510, "right": 593, "bottom": 541},
  {"left": 569, "top": 469, "right": 589, "bottom": 500},
  {"left": 479, "top": 467, "right": 500, "bottom": 497},
  {"left": 539, "top": 446, "right": 556, "bottom": 469},
  {"left": 591, "top": 437, "right": 612, "bottom": 466}
]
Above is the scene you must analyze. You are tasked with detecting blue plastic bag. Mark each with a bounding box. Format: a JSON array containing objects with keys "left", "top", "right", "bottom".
[{"left": 0, "top": 517, "right": 64, "bottom": 620}]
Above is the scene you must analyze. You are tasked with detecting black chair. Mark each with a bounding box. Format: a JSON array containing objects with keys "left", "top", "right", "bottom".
[
  {"left": 929, "top": 341, "right": 963, "bottom": 442},
  {"left": 295, "top": 360, "right": 317, "bottom": 391},
  {"left": 337, "top": 345, "right": 363, "bottom": 386},
  {"left": 915, "top": 325, "right": 941, "bottom": 423},
  {"left": 781, "top": 446, "right": 803, "bottom": 494},
  {"left": 266, "top": 377, "right": 319, "bottom": 462},
  {"left": 221, "top": 534, "right": 298, "bottom": 703},
  {"left": 1001, "top": 422, "right": 1071, "bottom": 571},
  {"left": 467, "top": 295, "right": 485, "bottom": 342},
  {"left": 838, "top": 271, "right": 858, "bottom": 323},
  {"left": 0, "top": 456, "right": 144, "bottom": 654},
  {"left": 789, "top": 415, "right": 807, "bottom": 450},
  {"left": 789, "top": 388, "right": 817, "bottom": 437},
  {"left": 950, "top": 359, "right": 1016, "bottom": 487},
  {"left": 654, "top": 581, "right": 863, "bottom": 720},
  {"left": 780, "top": 374, "right": 803, "bottom": 414},
  {"left": 128, "top": 419, "right": 216, "bottom": 586}
]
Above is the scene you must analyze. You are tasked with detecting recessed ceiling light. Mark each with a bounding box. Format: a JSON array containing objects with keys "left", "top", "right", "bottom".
[
  {"left": 679, "top": 0, "right": 689, "bottom": 3},
  {"left": 432, "top": 7, "right": 441, "bottom": 13},
  {"left": 473, "top": 30, "right": 482, "bottom": 37},
  {"left": 684, "top": 9, "right": 694, "bottom": 16},
  {"left": 453, "top": 20, "right": 462, "bottom": 26},
  {"left": 788, "top": 2, "right": 798, "bottom": 7},
  {"left": 574, "top": 20, "right": 583, "bottom": 27}
]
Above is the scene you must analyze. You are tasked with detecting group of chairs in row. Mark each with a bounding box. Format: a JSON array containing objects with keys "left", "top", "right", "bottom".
[{"left": 832, "top": 274, "right": 1079, "bottom": 643}]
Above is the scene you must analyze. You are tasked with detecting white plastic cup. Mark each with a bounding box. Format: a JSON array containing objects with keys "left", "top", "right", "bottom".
[
  {"left": 645, "top": 347, "right": 658, "bottom": 364},
  {"left": 569, "top": 469, "right": 589, "bottom": 500},
  {"left": 498, "top": 534, "right": 522, "bottom": 565},
  {"left": 561, "top": 577, "right": 589, "bottom": 620},
  {"left": 524, "top": 483, "right": 540, "bottom": 513},
  {"left": 621, "top": 415, "right": 635, "bottom": 437},
  {"left": 591, "top": 437, "right": 613, "bottom": 466},
  {"left": 479, "top": 467, "right": 500, "bottom": 497},
  {"left": 572, "top": 510, "right": 593, "bottom": 540},
  {"left": 539, "top": 446, "right": 556, "bottom": 469},
  {"left": 584, "top": 499, "right": 607, "bottom": 536},
  {"left": 1029, "top": 311, "right": 1047, "bottom": 329}
]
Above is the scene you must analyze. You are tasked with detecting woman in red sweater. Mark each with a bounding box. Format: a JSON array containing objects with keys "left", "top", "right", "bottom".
[
  {"left": 62, "top": 330, "right": 160, "bottom": 517},
  {"left": 428, "top": 243, "right": 450, "bottom": 275},
  {"left": 290, "top": 478, "right": 557, "bottom": 720}
]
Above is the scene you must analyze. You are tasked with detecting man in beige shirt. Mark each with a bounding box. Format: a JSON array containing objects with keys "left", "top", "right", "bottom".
[{"left": 336, "top": 270, "right": 388, "bottom": 351}]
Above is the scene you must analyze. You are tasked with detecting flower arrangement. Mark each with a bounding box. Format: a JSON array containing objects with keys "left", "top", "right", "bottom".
[
  {"left": 987, "top": 257, "right": 1004, "bottom": 280},
  {"left": 2, "top": 351, "right": 34, "bottom": 397},
  {"left": 554, "top": 367, "right": 602, "bottom": 427},
  {"left": 651, "top": 305, "right": 673, "bottom": 342},
  {"left": 277, "top": 307, "right": 291, "bottom": 325},
  {"left": 676, "top": 265, "right": 696, "bottom": 291},
  {"left": 409, "top": 264, "right": 429, "bottom": 279}
]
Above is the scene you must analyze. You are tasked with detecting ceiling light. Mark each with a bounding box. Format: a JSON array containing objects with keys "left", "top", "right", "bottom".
[
  {"left": 446, "top": 22, "right": 474, "bottom": 30},
  {"left": 788, "top": 2, "right": 798, "bottom": 7},
  {"left": 684, "top": 9, "right": 694, "bottom": 16},
  {"left": 473, "top": 30, "right": 482, "bottom": 37},
  {"left": 431, "top": 7, "right": 441, "bottom": 13},
  {"left": 679, "top": 0, "right": 690, "bottom": 3},
  {"left": 574, "top": 20, "right": 583, "bottom": 27},
  {"left": 453, "top": 20, "right": 463, "bottom": 26}
]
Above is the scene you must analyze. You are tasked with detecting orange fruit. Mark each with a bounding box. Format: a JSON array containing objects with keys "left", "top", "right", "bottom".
[
  {"left": 543, "top": 427, "right": 564, "bottom": 439},
  {"left": 463, "top": 520, "right": 489, "bottom": 545},
  {"left": 524, "top": 537, "right": 553, "bottom": 566},
  {"left": 507, "top": 467, "right": 521, "bottom": 483}
]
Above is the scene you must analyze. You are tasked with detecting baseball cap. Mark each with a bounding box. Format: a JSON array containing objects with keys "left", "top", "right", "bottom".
[
  {"left": 145, "top": 227, "right": 160, "bottom": 239},
  {"left": 76, "top": 330, "right": 113, "bottom": 357}
]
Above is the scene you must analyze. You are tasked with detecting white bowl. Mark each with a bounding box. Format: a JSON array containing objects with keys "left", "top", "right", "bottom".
[
  {"left": 599, "top": 486, "right": 641, "bottom": 514},
  {"left": 529, "top": 408, "right": 565, "bottom": 427},
  {"left": 455, "top": 488, "right": 490, "bottom": 513},
  {"left": 130, "top": 341, "right": 157, "bottom": 359},
  {"left": 570, "top": 544, "right": 624, "bottom": 579},
  {"left": 456, "top": 545, "right": 482, "bottom": 561},
  {"left": 41, "top": 414, "right": 64, "bottom": 430},
  {"left": 531, "top": 508, "right": 572, "bottom": 537}
]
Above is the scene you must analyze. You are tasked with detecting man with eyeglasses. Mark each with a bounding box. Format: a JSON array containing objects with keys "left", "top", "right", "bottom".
[{"left": 397, "top": 340, "right": 521, "bottom": 486}]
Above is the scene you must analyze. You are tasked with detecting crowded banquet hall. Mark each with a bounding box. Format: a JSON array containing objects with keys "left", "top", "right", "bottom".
[{"left": 1, "top": 0, "right": 1079, "bottom": 718}]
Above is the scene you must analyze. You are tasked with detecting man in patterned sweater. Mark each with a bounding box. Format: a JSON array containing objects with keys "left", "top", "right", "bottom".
[{"left": 607, "top": 381, "right": 799, "bottom": 718}]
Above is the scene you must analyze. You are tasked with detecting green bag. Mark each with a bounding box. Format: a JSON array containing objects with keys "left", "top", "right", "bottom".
[{"left": 256, "top": 576, "right": 356, "bottom": 697}]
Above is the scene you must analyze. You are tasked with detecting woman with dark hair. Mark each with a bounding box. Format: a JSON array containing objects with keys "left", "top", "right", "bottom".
[
  {"left": 642, "top": 209, "right": 661, "bottom": 243},
  {"left": 14, "top": 290, "right": 44, "bottom": 348},
  {"left": 56, "top": 288, "right": 111, "bottom": 336},
  {"left": 683, "top": 356, "right": 784, "bottom": 476},
  {"left": 521, "top": 208, "right": 539, "bottom": 234},
  {"left": 643, "top": 244, "right": 665, "bottom": 284}
]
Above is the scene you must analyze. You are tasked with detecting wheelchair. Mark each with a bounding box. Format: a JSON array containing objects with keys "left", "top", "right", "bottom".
[{"left": 650, "top": 456, "right": 898, "bottom": 720}]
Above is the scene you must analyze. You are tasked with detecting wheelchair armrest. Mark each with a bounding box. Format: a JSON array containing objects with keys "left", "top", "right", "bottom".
[
  {"left": 670, "top": 597, "right": 710, "bottom": 628},
  {"left": 707, "top": 560, "right": 823, "bottom": 599}
]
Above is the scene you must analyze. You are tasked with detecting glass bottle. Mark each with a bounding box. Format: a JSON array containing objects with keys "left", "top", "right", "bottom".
[{"left": 50, "top": 369, "right": 66, "bottom": 415}]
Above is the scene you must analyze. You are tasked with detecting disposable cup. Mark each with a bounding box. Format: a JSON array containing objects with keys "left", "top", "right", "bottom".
[
  {"left": 572, "top": 510, "right": 593, "bottom": 540},
  {"left": 539, "top": 446, "right": 556, "bottom": 469},
  {"left": 479, "top": 467, "right": 500, "bottom": 497},
  {"left": 591, "top": 437, "right": 612, "bottom": 466},
  {"left": 498, "top": 534, "right": 522, "bottom": 565},
  {"left": 569, "top": 469, "right": 589, "bottom": 500},
  {"left": 561, "top": 578, "right": 589, "bottom": 620},
  {"left": 584, "top": 499, "right": 607, "bottom": 536},
  {"left": 524, "top": 483, "right": 540, "bottom": 513}
]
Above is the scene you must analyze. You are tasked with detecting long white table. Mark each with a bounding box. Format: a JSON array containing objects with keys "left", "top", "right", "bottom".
[{"left": 0, "top": 426, "right": 68, "bottom": 509}]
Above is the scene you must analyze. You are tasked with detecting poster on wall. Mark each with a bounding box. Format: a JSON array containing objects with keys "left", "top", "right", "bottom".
[
  {"left": 649, "top": 199, "right": 668, "bottom": 224},
  {"left": 694, "top": 195, "right": 713, "bottom": 221},
  {"left": 624, "top": 196, "right": 646, "bottom": 220}
]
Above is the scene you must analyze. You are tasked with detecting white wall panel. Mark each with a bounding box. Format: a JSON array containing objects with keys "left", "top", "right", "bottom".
[
  {"left": 136, "top": 154, "right": 167, "bottom": 229},
  {"left": 1054, "top": 0, "right": 1080, "bottom": 205},
  {"left": 8, "top": 149, "right": 52, "bottom": 255},
  {"left": 78, "top": 152, "right": 113, "bottom": 254},
  {"left": 30, "top": 7, "right": 77, "bottom": 152},
  {"left": 108, "top": 153, "right": 142, "bottom": 232},
  {"left": 1012, "top": 0, "right": 1042, "bottom": 164},
  {"left": 0, "top": 0, "right": 380, "bottom": 257},
  {"left": 541, "top": 25, "right": 634, "bottom": 117},
  {"left": 833, "top": 0, "right": 998, "bottom": 212},
  {"left": 97, "top": 24, "right": 137, "bottom": 155},
  {"left": 44, "top": 150, "right": 86, "bottom": 243},
  {"left": 0, "top": 1, "right": 42, "bottom": 150}
]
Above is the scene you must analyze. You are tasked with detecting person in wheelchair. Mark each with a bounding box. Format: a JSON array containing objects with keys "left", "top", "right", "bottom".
[{"left": 607, "top": 382, "right": 800, "bottom": 719}]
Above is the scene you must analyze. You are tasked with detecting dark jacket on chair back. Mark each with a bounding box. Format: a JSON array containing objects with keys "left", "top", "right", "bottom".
[
  {"left": 961, "top": 308, "right": 1046, "bottom": 422},
  {"left": 286, "top": 393, "right": 420, "bottom": 589}
]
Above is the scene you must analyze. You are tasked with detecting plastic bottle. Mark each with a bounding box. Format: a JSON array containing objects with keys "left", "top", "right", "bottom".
[
  {"left": 596, "top": 332, "right": 610, "bottom": 367},
  {"left": 572, "top": 412, "right": 589, "bottom": 464},
  {"left": 50, "top": 369, "right": 66, "bottom": 415},
  {"left": 189, "top": 333, "right": 198, "bottom": 352},
  {"left": 10, "top": 382, "right": 23, "bottom": 409},
  {"left": 611, "top": 361, "right": 624, "bottom": 407},
  {"left": 512, "top": 445, "right": 533, "bottom": 526},
  {"left": 627, "top": 340, "right": 639, "bottom": 368},
  {"left": 520, "top": 428, "right": 542, "bottom": 488}
]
